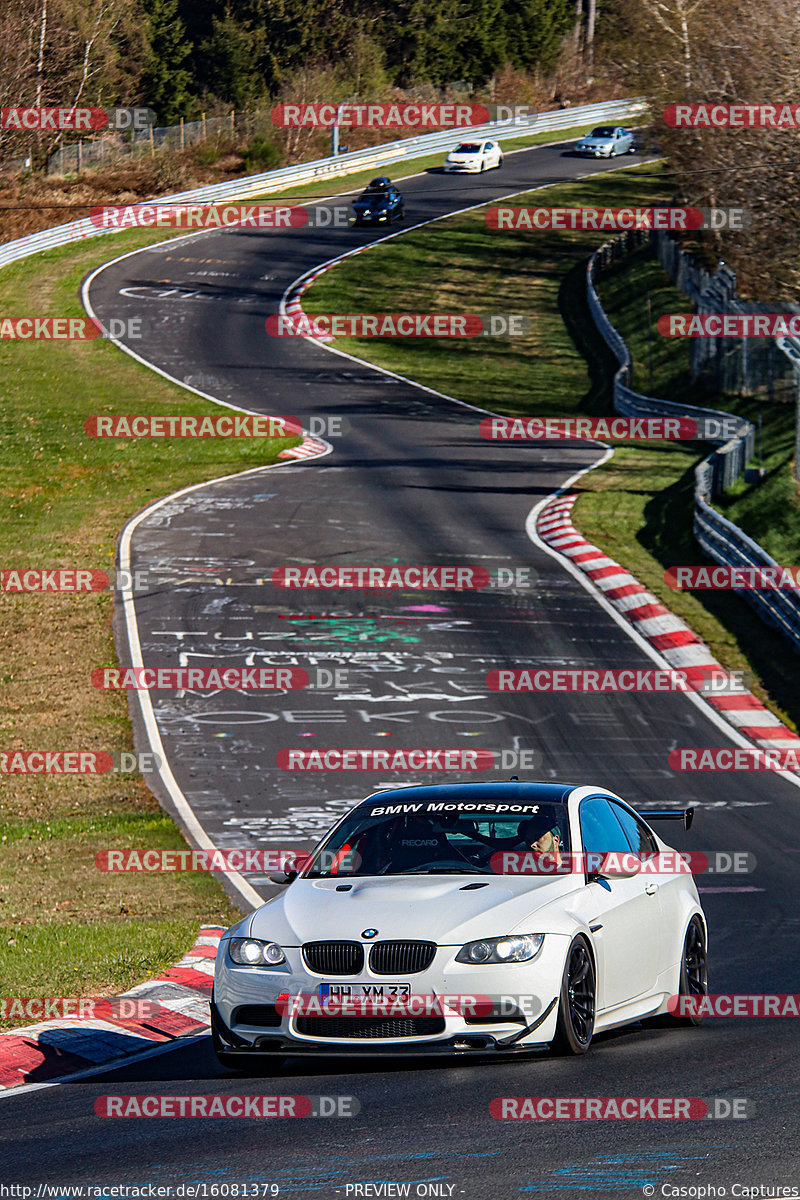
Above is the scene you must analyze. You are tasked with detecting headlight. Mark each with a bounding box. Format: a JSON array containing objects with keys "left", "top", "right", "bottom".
[
  {"left": 455, "top": 934, "right": 544, "bottom": 964},
  {"left": 228, "top": 937, "right": 286, "bottom": 967}
]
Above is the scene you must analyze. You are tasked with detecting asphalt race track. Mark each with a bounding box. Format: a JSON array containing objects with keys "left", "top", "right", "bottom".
[{"left": 3, "top": 140, "right": 799, "bottom": 1196}]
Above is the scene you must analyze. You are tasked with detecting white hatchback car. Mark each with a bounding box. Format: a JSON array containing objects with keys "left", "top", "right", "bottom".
[
  {"left": 444, "top": 139, "right": 503, "bottom": 173},
  {"left": 211, "top": 780, "right": 708, "bottom": 1067}
]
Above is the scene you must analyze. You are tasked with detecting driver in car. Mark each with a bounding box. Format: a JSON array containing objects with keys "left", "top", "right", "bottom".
[{"left": 518, "top": 813, "right": 564, "bottom": 870}]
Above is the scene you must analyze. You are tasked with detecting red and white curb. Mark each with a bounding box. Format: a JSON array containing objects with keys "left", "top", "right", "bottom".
[
  {"left": 283, "top": 271, "right": 334, "bottom": 342},
  {"left": 537, "top": 494, "right": 800, "bottom": 756},
  {"left": 281, "top": 243, "right": 376, "bottom": 344},
  {"left": 278, "top": 435, "right": 329, "bottom": 460},
  {"left": 0, "top": 925, "right": 223, "bottom": 1091}
]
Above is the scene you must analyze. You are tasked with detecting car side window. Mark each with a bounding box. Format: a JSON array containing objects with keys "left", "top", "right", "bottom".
[
  {"left": 609, "top": 802, "right": 658, "bottom": 856},
  {"left": 579, "top": 796, "right": 633, "bottom": 855}
]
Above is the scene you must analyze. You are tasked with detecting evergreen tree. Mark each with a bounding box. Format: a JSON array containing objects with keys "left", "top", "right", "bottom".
[
  {"left": 505, "top": 0, "right": 575, "bottom": 72},
  {"left": 202, "top": 5, "right": 274, "bottom": 107},
  {"left": 141, "top": 0, "right": 194, "bottom": 123}
]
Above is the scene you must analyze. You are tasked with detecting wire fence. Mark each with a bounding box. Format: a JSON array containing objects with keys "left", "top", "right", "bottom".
[
  {"left": 587, "top": 230, "right": 800, "bottom": 655},
  {"left": 653, "top": 233, "right": 799, "bottom": 403},
  {"left": 46, "top": 111, "right": 247, "bottom": 175}
]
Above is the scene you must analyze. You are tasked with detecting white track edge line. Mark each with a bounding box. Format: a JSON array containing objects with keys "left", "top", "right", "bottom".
[{"left": 525, "top": 474, "right": 800, "bottom": 792}]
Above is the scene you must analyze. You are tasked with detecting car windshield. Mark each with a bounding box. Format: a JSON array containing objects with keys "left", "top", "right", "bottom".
[
  {"left": 454, "top": 143, "right": 481, "bottom": 153},
  {"left": 302, "top": 798, "right": 572, "bottom": 877},
  {"left": 590, "top": 127, "right": 615, "bottom": 138}
]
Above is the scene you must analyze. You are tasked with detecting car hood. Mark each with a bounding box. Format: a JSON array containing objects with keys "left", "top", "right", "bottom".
[
  {"left": 447, "top": 153, "right": 478, "bottom": 160},
  {"left": 354, "top": 196, "right": 389, "bottom": 208},
  {"left": 249, "top": 874, "right": 581, "bottom": 946},
  {"left": 579, "top": 137, "right": 613, "bottom": 146}
]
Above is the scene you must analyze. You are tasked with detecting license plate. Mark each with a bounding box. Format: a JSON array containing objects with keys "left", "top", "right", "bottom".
[{"left": 318, "top": 982, "right": 411, "bottom": 999}]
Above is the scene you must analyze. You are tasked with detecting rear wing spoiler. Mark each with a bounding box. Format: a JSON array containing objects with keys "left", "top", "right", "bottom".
[{"left": 637, "top": 807, "right": 695, "bottom": 831}]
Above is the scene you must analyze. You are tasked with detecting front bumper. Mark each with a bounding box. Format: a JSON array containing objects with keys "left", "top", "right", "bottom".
[
  {"left": 443, "top": 163, "right": 479, "bottom": 173},
  {"left": 211, "top": 997, "right": 558, "bottom": 1057},
  {"left": 213, "top": 936, "right": 565, "bottom": 1055}
]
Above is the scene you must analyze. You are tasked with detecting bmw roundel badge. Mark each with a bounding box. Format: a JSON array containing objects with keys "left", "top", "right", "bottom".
[{"left": 361, "top": 928, "right": 379, "bottom": 939}]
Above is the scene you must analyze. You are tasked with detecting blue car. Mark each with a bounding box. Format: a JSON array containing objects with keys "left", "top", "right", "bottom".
[{"left": 352, "top": 177, "right": 404, "bottom": 226}]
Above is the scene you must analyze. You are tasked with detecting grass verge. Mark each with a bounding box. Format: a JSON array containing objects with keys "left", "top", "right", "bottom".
[
  {"left": 301, "top": 162, "right": 800, "bottom": 731},
  {"left": 0, "top": 225, "right": 300, "bottom": 1019}
]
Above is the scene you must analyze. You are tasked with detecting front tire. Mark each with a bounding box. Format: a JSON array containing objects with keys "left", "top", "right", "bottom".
[
  {"left": 672, "top": 916, "right": 708, "bottom": 1026},
  {"left": 479, "top": 158, "right": 485, "bottom": 173},
  {"left": 496, "top": 155, "right": 503, "bottom": 168},
  {"left": 552, "top": 935, "right": 595, "bottom": 1054}
]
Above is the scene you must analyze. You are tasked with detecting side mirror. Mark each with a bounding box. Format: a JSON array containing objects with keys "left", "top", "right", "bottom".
[
  {"left": 587, "top": 851, "right": 641, "bottom": 880},
  {"left": 268, "top": 870, "right": 297, "bottom": 886}
]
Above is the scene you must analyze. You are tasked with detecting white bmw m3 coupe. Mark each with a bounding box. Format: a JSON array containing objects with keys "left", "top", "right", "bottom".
[{"left": 212, "top": 781, "right": 707, "bottom": 1067}]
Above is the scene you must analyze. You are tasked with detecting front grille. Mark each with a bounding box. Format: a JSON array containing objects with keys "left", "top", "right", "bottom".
[
  {"left": 296, "top": 1015, "right": 445, "bottom": 1040},
  {"left": 369, "top": 940, "right": 436, "bottom": 975},
  {"left": 233, "top": 1005, "right": 282, "bottom": 1028},
  {"left": 302, "top": 941, "right": 364, "bottom": 976}
]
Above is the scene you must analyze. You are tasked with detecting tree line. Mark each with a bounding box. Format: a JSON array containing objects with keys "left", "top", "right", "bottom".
[{"left": 1, "top": 0, "right": 590, "bottom": 126}]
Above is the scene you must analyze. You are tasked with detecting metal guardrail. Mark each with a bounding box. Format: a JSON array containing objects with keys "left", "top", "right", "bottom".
[
  {"left": 587, "top": 232, "right": 755, "bottom": 500},
  {"left": 0, "top": 97, "right": 646, "bottom": 271},
  {"left": 587, "top": 233, "right": 800, "bottom": 655}
]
